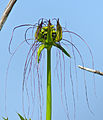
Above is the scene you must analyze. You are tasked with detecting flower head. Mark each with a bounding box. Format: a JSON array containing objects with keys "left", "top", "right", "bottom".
[{"left": 35, "top": 18, "right": 70, "bottom": 63}]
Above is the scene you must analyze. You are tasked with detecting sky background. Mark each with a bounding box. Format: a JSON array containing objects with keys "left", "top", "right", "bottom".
[{"left": 0, "top": 0, "right": 103, "bottom": 120}]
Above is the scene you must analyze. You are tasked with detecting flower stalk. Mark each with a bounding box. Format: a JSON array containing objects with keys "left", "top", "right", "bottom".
[{"left": 46, "top": 47, "right": 52, "bottom": 120}]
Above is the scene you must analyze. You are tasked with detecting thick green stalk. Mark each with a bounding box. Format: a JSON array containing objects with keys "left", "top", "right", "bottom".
[{"left": 46, "top": 47, "right": 52, "bottom": 120}]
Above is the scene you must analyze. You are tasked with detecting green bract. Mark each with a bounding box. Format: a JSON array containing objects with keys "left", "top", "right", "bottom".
[{"left": 35, "top": 19, "right": 71, "bottom": 63}]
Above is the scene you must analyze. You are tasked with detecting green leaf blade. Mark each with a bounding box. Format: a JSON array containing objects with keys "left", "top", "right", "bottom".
[
  {"left": 2, "top": 117, "right": 8, "bottom": 120},
  {"left": 17, "top": 113, "right": 26, "bottom": 120}
]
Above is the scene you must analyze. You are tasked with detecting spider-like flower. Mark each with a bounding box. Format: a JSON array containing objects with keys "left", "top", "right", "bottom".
[{"left": 7, "top": 18, "right": 94, "bottom": 120}]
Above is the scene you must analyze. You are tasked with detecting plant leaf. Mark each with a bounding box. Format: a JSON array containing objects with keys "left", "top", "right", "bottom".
[
  {"left": 2, "top": 117, "right": 8, "bottom": 120},
  {"left": 17, "top": 113, "right": 27, "bottom": 120}
]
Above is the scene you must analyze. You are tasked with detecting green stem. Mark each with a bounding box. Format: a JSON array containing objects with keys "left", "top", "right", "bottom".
[{"left": 46, "top": 47, "right": 52, "bottom": 120}]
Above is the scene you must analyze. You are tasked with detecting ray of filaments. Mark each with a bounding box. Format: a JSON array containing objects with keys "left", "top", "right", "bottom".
[{"left": 0, "top": 0, "right": 17, "bottom": 31}]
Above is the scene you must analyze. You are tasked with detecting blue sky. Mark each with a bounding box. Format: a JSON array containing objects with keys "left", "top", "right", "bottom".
[{"left": 0, "top": 0, "right": 103, "bottom": 120}]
